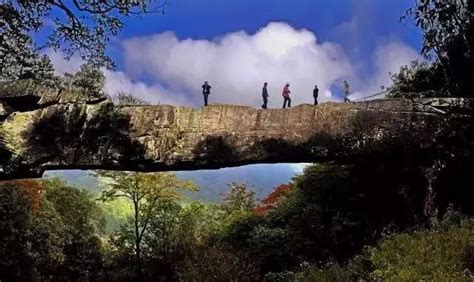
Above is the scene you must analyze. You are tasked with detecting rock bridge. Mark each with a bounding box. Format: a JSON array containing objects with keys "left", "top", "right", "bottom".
[{"left": 0, "top": 80, "right": 466, "bottom": 179}]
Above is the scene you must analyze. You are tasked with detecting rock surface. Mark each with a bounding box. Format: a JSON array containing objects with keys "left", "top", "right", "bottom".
[
  {"left": 0, "top": 80, "right": 466, "bottom": 179},
  {"left": 0, "top": 79, "right": 107, "bottom": 110}
]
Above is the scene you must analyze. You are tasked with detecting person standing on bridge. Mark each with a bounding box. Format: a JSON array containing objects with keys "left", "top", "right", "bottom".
[
  {"left": 343, "top": 80, "right": 351, "bottom": 102},
  {"left": 282, "top": 83, "right": 291, "bottom": 108},
  {"left": 313, "top": 84, "right": 319, "bottom": 105},
  {"left": 202, "top": 81, "right": 211, "bottom": 106},
  {"left": 262, "top": 82, "right": 269, "bottom": 109}
]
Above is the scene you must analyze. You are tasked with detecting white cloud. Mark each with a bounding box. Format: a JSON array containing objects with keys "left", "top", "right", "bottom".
[
  {"left": 348, "top": 41, "right": 422, "bottom": 101},
  {"left": 103, "top": 70, "right": 192, "bottom": 105},
  {"left": 372, "top": 41, "right": 421, "bottom": 90},
  {"left": 46, "top": 49, "right": 83, "bottom": 75},
  {"left": 44, "top": 49, "right": 186, "bottom": 105},
  {"left": 288, "top": 163, "right": 310, "bottom": 174},
  {"left": 45, "top": 22, "right": 421, "bottom": 106},
  {"left": 123, "top": 22, "right": 355, "bottom": 107}
]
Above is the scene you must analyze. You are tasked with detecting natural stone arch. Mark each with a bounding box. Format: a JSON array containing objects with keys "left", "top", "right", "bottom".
[{"left": 0, "top": 80, "right": 467, "bottom": 179}]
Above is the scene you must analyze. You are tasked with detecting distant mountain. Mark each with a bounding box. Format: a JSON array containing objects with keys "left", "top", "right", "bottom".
[
  {"left": 44, "top": 170, "right": 104, "bottom": 193},
  {"left": 175, "top": 164, "right": 308, "bottom": 201},
  {"left": 43, "top": 163, "right": 308, "bottom": 202}
]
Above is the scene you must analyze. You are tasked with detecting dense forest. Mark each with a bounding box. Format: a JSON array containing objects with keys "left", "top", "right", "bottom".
[
  {"left": 1, "top": 160, "right": 473, "bottom": 281},
  {"left": 1, "top": 0, "right": 474, "bottom": 281}
]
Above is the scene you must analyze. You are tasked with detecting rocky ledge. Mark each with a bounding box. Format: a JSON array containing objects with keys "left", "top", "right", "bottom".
[{"left": 0, "top": 80, "right": 469, "bottom": 179}]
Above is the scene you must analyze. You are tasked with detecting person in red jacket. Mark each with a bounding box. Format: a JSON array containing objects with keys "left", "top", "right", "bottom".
[{"left": 282, "top": 83, "right": 291, "bottom": 108}]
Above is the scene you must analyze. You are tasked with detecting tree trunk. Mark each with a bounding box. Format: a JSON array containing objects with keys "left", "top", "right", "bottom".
[
  {"left": 423, "top": 161, "right": 442, "bottom": 225},
  {"left": 133, "top": 197, "right": 143, "bottom": 281},
  {"left": 435, "top": 48, "right": 453, "bottom": 96}
]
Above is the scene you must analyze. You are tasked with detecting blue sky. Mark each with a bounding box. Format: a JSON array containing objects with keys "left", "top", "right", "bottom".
[
  {"left": 114, "top": 0, "right": 421, "bottom": 69},
  {"left": 108, "top": 0, "right": 421, "bottom": 82},
  {"left": 45, "top": 0, "right": 423, "bottom": 106}
]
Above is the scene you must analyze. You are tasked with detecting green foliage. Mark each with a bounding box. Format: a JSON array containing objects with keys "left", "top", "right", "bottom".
[
  {"left": 0, "top": 5, "right": 55, "bottom": 82},
  {"left": 43, "top": 179, "right": 105, "bottom": 236},
  {"left": 3, "top": 161, "right": 474, "bottom": 281},
  {"left": 178, "top": 245, "right": 261, "bottom": 282},
  {"left": 1, "top": 1, "right": 167, "bottom": 68},
  {"left": 265, "top": 219, "right": 474, "bottom": 281},
  {"left": 404, "top": 0, "right": 470, "bottom": 59},
  {"left": 98, "top": 171, "right": 197, "bottom": 202},
  {"left": 370, "top": 219, "right": 474, "bottom": 281},
  {"left": 267, "top": 220, "right": 474, "bottom": 281},
  {"left": 267, "top": 262, "right": 353, "bottom": 282},
  {"left": 43, "top": 180, "right": 106, "bottom": 280},
  {"left": 395, "top": 0, "right": 474, "bottom": 96},
  {"left": 70, "top": 63, "right": 106, "bottom": 94},
  {"left": 221, "top": 182, "right": 257, "bottom": 214},
  {"left": 218, "top": 160, "right": 434, "bottom": 276},
  {"left": 0, "top": 180, "right": 105, "bottom": 281},
  {"left": 54, "top": 63, "right": 106, "bottom": 94},
  {"left": 388, "top": 60, "right": 446, "bottom": 97},
  {"left": 98, "top": 171, "right": 198, "bottom": 279},
  {"left": 99, "top": 197, "right": 133, "bottom": 233},
  {"left": 115, "top": 91, "right": 149, "bottom": 105},
  {"left": 0, "top": 182, "right": 62, "bottom": 280}
]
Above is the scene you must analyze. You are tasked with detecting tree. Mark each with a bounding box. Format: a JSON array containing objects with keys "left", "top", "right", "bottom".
[
  {"left": 404, "top": 0, "right": 472, "bottom": 60},
  {"left": 43, "top": 179, "right": 105, "bottom": 238},
  {"left": 401, "top": 0, "right": 474, "bottom": 95},
  {"left": 0, "top": 4, "right": 55, "bottom": 81},
  {"left": 387, "top": 60, "right": 445, "bottom": 97},
  {"left": 254, "top": 184, "right": 294, "bottom": 215},
  {"left": 71, "top": 63, "right": 106, "bottom": 94},
  {"left": 0, "top": 181, "right": 66, "bottom": 280},
  {"left": 97, "top": 171, "right": 196, "bottom": 278},
  {"left": 42, "top": 179, "right": 106, "bottom": 280},
  {"left": 1, "top": 0, "right": 168, "bottom": 69},
  {"left": 221, "top": 182, "right": 256, "bottom": 214},
  {"left": 0, "top": 179, "right": 108, "bottom": 281}
]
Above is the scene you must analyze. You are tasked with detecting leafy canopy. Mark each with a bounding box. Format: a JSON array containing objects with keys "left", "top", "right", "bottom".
[{"left": 1, "top": 0, "right": 167, "bottom": 69}]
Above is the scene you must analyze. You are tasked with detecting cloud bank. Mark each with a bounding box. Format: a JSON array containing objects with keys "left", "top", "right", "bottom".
[
  {"left": 348, "top": 41, "right": 422, "bottom": 100},
  {"left": 123, "top": 22, "right": 354, "bottom": 106},
  {"left": 48, "top": 21, "right": 420, "bottom": 106}
]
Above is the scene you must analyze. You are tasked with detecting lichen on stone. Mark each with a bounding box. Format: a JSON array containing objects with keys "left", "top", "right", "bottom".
[{"left": 0, "top": 112, "right": 35, "bottom": 154}]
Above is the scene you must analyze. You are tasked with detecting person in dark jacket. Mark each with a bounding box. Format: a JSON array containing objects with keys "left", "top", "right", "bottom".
[
  {"left": 343, "top": 80, "right": 351, "bottom": 102},
  {"left": 313, "top": 84, "right": 319, "bottom": 105},
  {"left": 282, "top": 83, "right": 291, "bottom": 108},
  {"left": 202, "top": 81, "right": 211, "bottom": 106},
  {"left": 262, "top": 82, "right": 269, "bottom": 109}
]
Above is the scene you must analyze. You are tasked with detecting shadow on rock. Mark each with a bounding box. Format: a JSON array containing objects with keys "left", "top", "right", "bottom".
[
  {"left": 192, "top": 135, "right": 240, "bottom": 166},
  {"left": 191, "top": 110, "right": 440, "bottom": 168},
  {"left": 23, "top": 102, "right": 146, "bottom": 170}
]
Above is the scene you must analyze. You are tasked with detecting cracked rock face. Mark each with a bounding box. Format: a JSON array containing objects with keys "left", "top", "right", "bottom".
[{"left": 0, "top": 80, "right": 465, "bottom": 179}]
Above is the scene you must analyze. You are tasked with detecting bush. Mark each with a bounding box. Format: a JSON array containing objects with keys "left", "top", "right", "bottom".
[
  {"left": 264, "top": 256, "right": 372, "bottom": 282},
  {"left": 370, "top": 220, "right": 474, "bottom": 281},
  {"left": 387, "top": 60, "right": 446, "bottom": 97},
  {"left": 287, "top": 262, "right": 353, "bottom": 282},
  {"left": 178, "top": 245, "right": 260, "bottom": 282},
  {"left": 114, "top": 91, "right": 149, "bottom": 105}
]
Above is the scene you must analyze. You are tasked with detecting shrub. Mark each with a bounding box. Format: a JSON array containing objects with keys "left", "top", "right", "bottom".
[
  {"left": 264, "top": 257, "right": 372, "bottom": 282},
  {"left": 387, "top": 60, "right": 446, "bottom": 97},
  {"left": 370, "top": 220, "right": 474, "bottom": 281}
]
